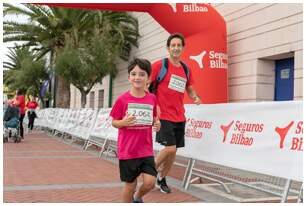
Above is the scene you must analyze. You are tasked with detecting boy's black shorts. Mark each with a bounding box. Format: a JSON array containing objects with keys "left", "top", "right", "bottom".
[
  {"left": 156, "top": 120, "right": 186, "bottom": 148},
  {"left": 119, "top": 156, "right": 157, "bottom": 183}
]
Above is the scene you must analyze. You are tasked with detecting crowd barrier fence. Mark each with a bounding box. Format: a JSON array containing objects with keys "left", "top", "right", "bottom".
[{"left": 32, "top": 101, "right": 303, "bottom": 203}]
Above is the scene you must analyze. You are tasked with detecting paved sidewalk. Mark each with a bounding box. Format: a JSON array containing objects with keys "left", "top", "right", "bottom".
[{"left": 4, "top": 130, "right": 234, "bottom": 203}]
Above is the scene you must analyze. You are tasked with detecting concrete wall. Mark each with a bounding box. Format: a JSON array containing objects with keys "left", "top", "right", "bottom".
[{"left": 213, "top": 3, "right": 303, "bottom": 102}]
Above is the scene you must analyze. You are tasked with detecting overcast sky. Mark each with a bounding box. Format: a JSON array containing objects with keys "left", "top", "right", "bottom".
[{"left": 3, "top": 3, "right": 30, "bottom": 65}]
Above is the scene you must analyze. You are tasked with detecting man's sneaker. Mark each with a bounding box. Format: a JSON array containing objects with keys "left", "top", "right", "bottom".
[
  {"left": 132, "top": 196, "right": 143, "bottom": 203},
  {"left": 156, "top": 177, "right": 171, "bottom": 193}
]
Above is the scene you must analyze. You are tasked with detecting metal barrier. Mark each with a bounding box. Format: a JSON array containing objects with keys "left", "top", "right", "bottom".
[
  {"left": 179, "top": 158, "right": 303, "bottom": 203},
  {"left": 33, "top": 107, "right": 303, "bottom": 203}
]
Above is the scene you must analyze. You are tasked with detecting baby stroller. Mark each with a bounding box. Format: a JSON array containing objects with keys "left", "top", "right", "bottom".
[{"left": 3, "top": 103, "right": 21, "bottom": 143}]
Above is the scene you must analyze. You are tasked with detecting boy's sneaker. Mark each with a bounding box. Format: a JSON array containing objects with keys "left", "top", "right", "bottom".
[
  {"left": 132, "top": 196, "right": 143, "bottom": 203},
  {"left": 156, "top": 177, "right": 171, "bottom": 193}
]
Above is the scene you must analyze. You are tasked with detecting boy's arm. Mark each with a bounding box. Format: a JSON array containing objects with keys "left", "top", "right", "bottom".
[
  {"left": 186, "top": 86, "right": 201, "bottom": 104},
  {"left": 112, "top": 114, "right": 136, "bottom": 129}
]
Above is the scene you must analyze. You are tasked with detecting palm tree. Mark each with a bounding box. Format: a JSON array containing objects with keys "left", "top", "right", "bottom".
[
  {"left": 4, "top": 3, "right": 139, "bottom": 108},
  {"left": 55, "top": 28, "right": 123, "bottom": 108},
  {"left": 3, "top": 46, "right": 49, "bottom": 107}
]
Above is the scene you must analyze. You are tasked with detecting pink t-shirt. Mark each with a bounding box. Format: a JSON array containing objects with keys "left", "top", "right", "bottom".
[{"left": 110, "top": 91, "right": 157, "bottom": 160}]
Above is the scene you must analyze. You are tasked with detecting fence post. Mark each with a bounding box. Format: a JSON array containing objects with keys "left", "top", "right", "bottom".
[
  {"left": 297, "top": 183, "right": 303, "bottom": 203},
  {"left": 281, "top": 179, "right": 292, "bottom": 203},
  {"left": 184, "top": 158, "right": 196, "bottom": 190},
  {"left": 181, "top": 158, "right": 191, "bottom": 188}
]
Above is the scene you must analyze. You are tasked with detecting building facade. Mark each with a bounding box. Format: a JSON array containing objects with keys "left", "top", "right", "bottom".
[{"left": 70, "top": 3, "right": 303, "bottom": 108}]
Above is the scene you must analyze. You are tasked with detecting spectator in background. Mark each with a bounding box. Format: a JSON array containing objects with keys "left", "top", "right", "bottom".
[
  {"left": 26, "top": 95, "right": 39, "bottom": 133},
  {"left": 3, "top": 99, "right": 8, "bottom": 114},
  {"left": 14, "top": 89, "right": 25, "bottom": 139},
  {"left": 3, "top": 100, "right": 20, "bottom": 142}
]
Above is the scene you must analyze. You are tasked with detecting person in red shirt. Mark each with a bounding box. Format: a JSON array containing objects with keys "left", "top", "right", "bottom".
[
  {"left": 149, "top": 33, "right": 201, "bottom": 193},
  {"left": 26, "top": 95, "right": 39, "bottom": 132},
  {"left": 14, "top": 89, "right": 26, "bottom": 139}
]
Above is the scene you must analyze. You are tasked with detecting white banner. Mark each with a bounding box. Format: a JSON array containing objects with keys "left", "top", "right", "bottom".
[
  {"left": 90, "top": 108, "right": 118, "bottom": 141},
  {"left": 70, "top": 108, "right": 98, "bottom": 140},
  {"left": 64, "top": 109, "right": 81, "bottom": 135},
  {"left": 37, "top": 101, "right": 302, "bottom": 181},
  {"left": 177, "top": 101, "right": 302, "bottom": 181}
]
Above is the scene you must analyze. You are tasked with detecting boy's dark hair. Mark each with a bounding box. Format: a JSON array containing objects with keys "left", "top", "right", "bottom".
[
  {"left": 167, "top": 33, "right": 185, "bottom": 47},
  {"left": 127, "top": 58, "right": 152, "bottom": 76}
]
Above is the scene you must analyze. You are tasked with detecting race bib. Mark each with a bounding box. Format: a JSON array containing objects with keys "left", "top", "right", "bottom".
[
  {"left": 127, "top": 103, "right": 153, "bottom": 125},
  {"left": 168, "top": 74, "right": 187, "bottom": 93}
]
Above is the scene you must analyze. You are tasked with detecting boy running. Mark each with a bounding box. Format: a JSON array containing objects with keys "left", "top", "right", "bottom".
[{"left": 110, "top": 58, "right": 161, "bottom": 203}]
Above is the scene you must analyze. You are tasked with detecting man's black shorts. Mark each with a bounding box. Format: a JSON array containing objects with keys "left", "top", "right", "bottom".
[
  {"left": 119, "top": 156, "right": 157, "bottom": 183},
  {"left": 156, "top": 120, "right": 186, "bottom": 148}
]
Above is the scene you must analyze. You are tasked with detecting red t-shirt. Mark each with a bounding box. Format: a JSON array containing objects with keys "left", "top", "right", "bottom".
[
  {"left": 110, "top": 91, "right": 157, "bottom": 160},
  {"left": 150, "top": 59, "right": 194, "bottom": 122},
  {"left": 16, "top": 95, "right": 25, "bottom": 115},
  {"left": 26, "top": 101, "right": 38, "bottom": 109}
]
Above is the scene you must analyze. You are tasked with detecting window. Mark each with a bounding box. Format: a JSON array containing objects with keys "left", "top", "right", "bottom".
[
  {"left": 98, "top": 89, "right": 104, "bottom": 108},
  {"left": 89, "top": 91, "right": 95, "bottom": 108}
]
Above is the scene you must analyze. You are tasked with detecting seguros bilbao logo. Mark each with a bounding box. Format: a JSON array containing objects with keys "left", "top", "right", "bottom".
[
  {"left": 189, "top": 50, "right": 227, "bottom": 69},
  {"left": 275, "top": 121, "right": 303, "bottom": 151},
  {"left": 220, "top": 120, "right": 303, "bottom": 150},
  {"left": 220, "top": 120, "right": 264, "bottom": 146},
  {"left": 185, "top": 118, "right": 213, "bottom": 139},
  {"left": 168, "top": 3, "right": 209, "bottom": 13}
]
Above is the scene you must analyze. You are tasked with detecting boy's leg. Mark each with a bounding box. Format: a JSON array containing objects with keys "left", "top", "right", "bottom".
[
  {"left": 119, "top": 158, "right": 141, "bottom": 202},
  {"left": 134, "top": 173, "right": 156, "bottom": 200},
  {"left": 122, "top": 180, "right": 137, "bottom": 203}
]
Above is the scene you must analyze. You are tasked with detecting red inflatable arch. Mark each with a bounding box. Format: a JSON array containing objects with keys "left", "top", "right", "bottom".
[{"left": 43, "top": 3, "right": 228, "bottom": 103}]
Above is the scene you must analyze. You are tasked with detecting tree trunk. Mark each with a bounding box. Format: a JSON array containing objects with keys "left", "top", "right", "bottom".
[
  {"left": 81, "top": 91, "right": 87, "bottom": 108},
  {"left": 55, "top": 75, "right": 71, "bottom": 108}
]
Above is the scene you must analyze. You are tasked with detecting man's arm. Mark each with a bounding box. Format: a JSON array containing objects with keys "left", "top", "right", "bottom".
[{"left": 186, "top": 86, "right": 201, "bottom": 104}]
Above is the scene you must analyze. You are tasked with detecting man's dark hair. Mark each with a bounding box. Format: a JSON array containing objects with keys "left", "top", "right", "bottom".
[
  {"left": 127, "top": 58, "right": 152, "bottom": 76},
  {"left": 167, "top": 33, "right": 185, "bottom": 47}
]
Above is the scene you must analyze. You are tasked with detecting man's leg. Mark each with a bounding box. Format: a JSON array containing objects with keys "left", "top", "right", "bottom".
[
  {"left": 159, "top": 151, "right": 176, "bottom": 178},
  {"left": 156, "top": 146, "right": 176, "bottom": 193},
  {"left": 160, "top": 121, "right": 185, "bottom": 177},
  {"left": 155, "top": 145, "right": 177, "bottom": 170}
]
